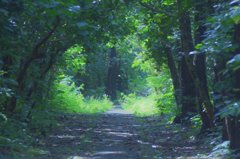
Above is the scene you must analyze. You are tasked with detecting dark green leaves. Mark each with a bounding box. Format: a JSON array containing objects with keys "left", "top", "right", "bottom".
[
  {"left": 218, "top": 101, "right": 240, "bottom": 118},
  {"left": 0, "top": 8, "right": 8, "bottom": 15}
]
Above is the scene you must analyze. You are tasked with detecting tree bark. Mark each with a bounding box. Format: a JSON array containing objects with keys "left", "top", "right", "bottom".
[
  {"left": 165, "top": 47, "right": 181, "bottom": 112},
  {"left": 23, "top": 49, "right": 63, "bottom": 120},
  {"left": 177, "top": 0, "right": 214, "bottom": 128},
  {"left": 219, "top": 23, "right": 240, "bottom": 150},
  {"left": 5, "top": 16, "right": 60, "bottom": 113},
  {"left": 177, "top": 0, "right": 198, "bottom": 120},
  {"left": 194, "top": 0, "right": 214, "bottom": 131},
  {"left": 228, "top": 24, "right": 240, "bottom": 150},
  {"left": 106, "top": 47, "right": 120, "bottom": 100}
]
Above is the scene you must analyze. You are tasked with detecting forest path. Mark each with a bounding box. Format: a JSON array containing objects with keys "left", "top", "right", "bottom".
[{"left": 39, "top": 106, "right": 211, "bottom": 159}]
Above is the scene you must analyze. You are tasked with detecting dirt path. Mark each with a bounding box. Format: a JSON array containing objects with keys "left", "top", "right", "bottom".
[{"left": 38, "top": 106, "right": 212, "bottom": 159}]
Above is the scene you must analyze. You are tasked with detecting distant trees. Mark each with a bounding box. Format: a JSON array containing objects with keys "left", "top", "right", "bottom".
[{"left": 106, "top": 47, "right": 120, "bottom": 100}]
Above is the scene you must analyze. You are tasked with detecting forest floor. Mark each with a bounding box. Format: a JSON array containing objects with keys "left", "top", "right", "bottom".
[{"left": 32, "top": 105, "right": 228, "bottom": 159}]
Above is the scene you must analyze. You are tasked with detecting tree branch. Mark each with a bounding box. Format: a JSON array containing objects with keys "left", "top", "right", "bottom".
[{"left": 17, "top": 16, "right": 61, "bottom": 88}]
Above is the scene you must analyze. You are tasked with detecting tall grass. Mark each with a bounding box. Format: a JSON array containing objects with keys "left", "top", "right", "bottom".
[
  {"left": 121, "top": 94, "right": 160, "bottom": 116},
  {"left": 48, "top": 80, "right": 113, "bottom": 114}
]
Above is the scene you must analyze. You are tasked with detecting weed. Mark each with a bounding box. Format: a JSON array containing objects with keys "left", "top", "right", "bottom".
[
  {"left": 121, "top": 94, "right": 160, "bottom": 116},
  {"left": 48, "top": 80, "right": 113, "bottom": 113}
]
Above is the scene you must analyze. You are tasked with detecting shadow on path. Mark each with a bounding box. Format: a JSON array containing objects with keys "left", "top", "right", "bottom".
[{"left": 38, "top": 106, "right": 211, "bottom": 159}]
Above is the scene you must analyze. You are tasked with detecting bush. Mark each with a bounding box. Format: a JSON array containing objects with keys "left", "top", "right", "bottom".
[
  {"left": 48, "top": 78, "right": 113, "bottom": 114},
  {"left": 121, "top": 93, "right": 160, "bottom": 116}
]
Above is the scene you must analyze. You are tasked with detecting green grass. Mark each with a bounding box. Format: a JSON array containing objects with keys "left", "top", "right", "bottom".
[
  {"left": 121, "top": 94, "right": 160, "bottom": 116},
  {"left": 82, "top": 96, "right": 113, "bottom": 113},
  {"left": 48, "top": 81, "right": 113, "bottom": 114}
]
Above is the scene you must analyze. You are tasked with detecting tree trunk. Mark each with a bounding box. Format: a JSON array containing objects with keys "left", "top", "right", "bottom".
[
  {"left": 194, "top": 0, "right": 214, "bottom": 131},
  {"left": 106, "top": 47, "right": 120, "bottom": 100},
  {"left": 225, "top": 117, "right": 240, "bottom": 149},
  {"left": 228, "top": 24, "right": 240, "bottom": 150},
  {"left": 24, "top": 49, "right": 62, "bottom": 121},
  {"left": 177, "top": 0, "right": 214, "bottom": 128},
  {"left": 195, "top": 54, "right": 213, "bottom": 130},
  {"left": 219, "top": 23, "right": 240, "bottom": 150},
  {"left": 177, "top": 0, "right": 198, "bottom": 120},
  {"left": 5, "top": 16, "right": 60, "bottom": 113},
  {"left": 165, "top": 47, "right": 181, "bottom": 111}
]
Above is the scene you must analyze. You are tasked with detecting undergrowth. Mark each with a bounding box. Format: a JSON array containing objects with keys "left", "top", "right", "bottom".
[
  {"left": 0, "top": 78, "right": 113, "bottom": 158},
  {"left": 0, "top": 111, "right": 54, "bottom": 158},
  {"left": 121, "top": 94, "right": 160, "bottom": 116},
  {"left": 48, "top": 79, "right": 113, "bottom": 113},
  {"left": 121, "top": 93, "right": 176, "bottom": 122}
]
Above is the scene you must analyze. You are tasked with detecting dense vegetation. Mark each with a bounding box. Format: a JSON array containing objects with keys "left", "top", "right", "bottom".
[{"left": 1, "top": 0, "right": 240, "bottom": 157}]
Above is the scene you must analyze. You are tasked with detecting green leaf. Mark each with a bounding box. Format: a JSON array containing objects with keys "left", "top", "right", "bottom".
[
  {"left": 162, "top": 0, "right": 175, "bottom": 5},
  {"left": 195, "top": 43, "right": 203, "bottom": 50},
  {"left": 231, "top": 6, "right": 240, "bottom": 24}
]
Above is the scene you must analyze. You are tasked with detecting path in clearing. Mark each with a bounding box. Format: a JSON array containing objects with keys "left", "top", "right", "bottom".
[{"left": 39, "top": 106, "right": 212, "bottom": 159}]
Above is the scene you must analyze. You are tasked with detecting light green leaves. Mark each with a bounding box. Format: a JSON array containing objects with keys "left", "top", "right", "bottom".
[
  {"left": 162, "top": 0, "right": 175, "bottom": 6},
  {"left": 64, "top": 45, "right": 86, "bottom": 75},
  {"left": 195, "top": 44, "right": 203, "bottom": 50}
]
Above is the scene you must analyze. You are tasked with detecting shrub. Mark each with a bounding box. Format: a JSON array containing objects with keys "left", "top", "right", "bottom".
[
  {"left": 121, "top": 93, "right": 160, "bottom": 116},
  {"left": 48, "top": 78, "right": 113, "bottom": 114}
]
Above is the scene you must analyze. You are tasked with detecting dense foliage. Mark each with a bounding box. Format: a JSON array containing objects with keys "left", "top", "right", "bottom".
[{"left": 1, "top": 0, "right": 240, "bottom": 157}]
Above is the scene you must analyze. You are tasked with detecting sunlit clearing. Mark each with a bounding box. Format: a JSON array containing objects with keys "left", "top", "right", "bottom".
[{"left": 121, "top": 94, "right": 160, "bottom": 116}]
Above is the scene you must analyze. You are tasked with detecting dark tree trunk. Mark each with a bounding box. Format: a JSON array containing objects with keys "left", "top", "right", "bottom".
[
  {"left": 106, "top": 47, "right": 120, "bottom": 100},
  {"left": 2, "top": 55, "right": 13, "bottom": 77},
  {"left": 213, "top": 54, "right": 230, "bottom": 140},
  {"left": 194, "top": 0, "right": 214, "bottom": 131},
  {"left": 216, "top": 23, "right": 240, "bottom": 150},
  {"left": 195, "top": 54, "right": 213, "bottom": 130},
  {"left": 2, "top": 56, "right": 17, "bottom": 113},
  {"left": 165, "top": 47, "right": 181, "bottom": 110},
  {"left": 24, "top": 49, "right": 62, "bottom": 120},
  {"left": 179, "top": 54, "right": 197, "bottom": 116},
  {"left": 5, "top": 16, "right": 60, "bottom": 113},
  {"left": 232, "top": 24, "right": 240, "bottom": 98},
  {"left": 177, "top": 0, "right": 214, "bottom": 128},
  {"left": 228, "top": 24, "right": 240, "bottom": 150},
  {"left": 225, "top": 117, "right": 240, "bottom": 149},
  {"left": 2, "top": 55, "right": 14, "bottom": 112},
  {"left": 177, "top": 0, "right": 198, "bottom": 120}
]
